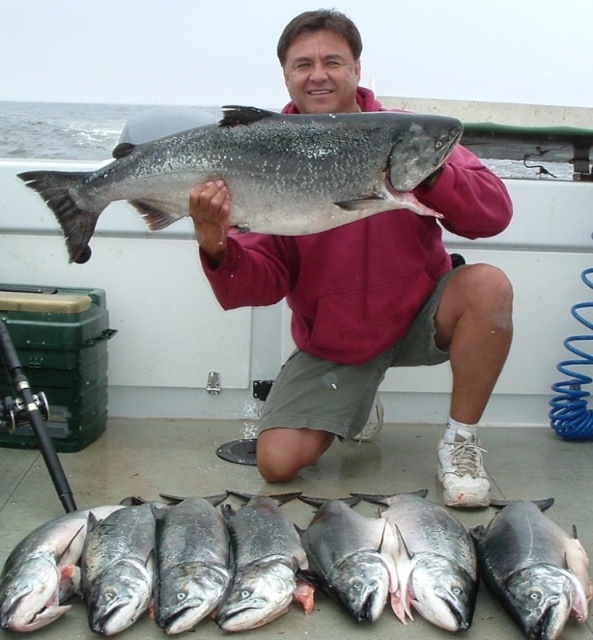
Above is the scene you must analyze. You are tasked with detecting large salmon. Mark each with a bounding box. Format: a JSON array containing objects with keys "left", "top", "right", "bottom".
[
  {"left": 18, "top": 106, "right": 462, "bottom": 263},
  {"left": 471, "top": 500, "right": 592, "bottom": 640}
]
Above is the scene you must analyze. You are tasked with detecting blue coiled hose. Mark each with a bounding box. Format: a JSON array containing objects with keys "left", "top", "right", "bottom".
[{"left": 549, "top": 266, "right": 593, "bottom": 440}]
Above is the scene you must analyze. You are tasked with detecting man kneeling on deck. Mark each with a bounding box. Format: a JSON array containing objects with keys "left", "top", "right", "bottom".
[{"left": 189, "top": 10, "right": 513, "bottom": 508}]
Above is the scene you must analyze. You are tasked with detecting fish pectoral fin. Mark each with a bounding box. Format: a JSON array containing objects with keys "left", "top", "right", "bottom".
[
  {"left": 296, "top": 569, "right": 322, "bottom": 590},
  {"left": 59, "top": 565, "right": 81, "bottom": 600},
  {"left": 294, "top": 579, "right": 315, "bottom": 615},
  {"left": 130, "top": 200, "right": 181, "bottom": 231},
  {"left": 390, "top": 591, "right": 413, "bottom": 624},
  {"left": 334, "top": 195, "right": 386, "bottom": 211}
]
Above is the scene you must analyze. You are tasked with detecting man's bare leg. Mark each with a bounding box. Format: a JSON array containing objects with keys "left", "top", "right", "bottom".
[
  {"left": 257, "top": 428, "right": 335, "bottom": 482},
  {"left": 433, "top": 263, "right": 513, "bottom": 506}
]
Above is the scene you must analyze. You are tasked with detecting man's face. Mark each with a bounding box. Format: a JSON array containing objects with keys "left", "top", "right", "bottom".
[{"left": 283, "top": 29, "right": 361, "bottom": 114}]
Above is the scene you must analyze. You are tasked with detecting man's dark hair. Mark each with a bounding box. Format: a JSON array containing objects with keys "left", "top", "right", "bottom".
[{"left": 277, "top": 9, "right": 363, "bottom": 66}]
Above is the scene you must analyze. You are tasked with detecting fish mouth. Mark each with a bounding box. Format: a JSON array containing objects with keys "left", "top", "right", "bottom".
[
  {"left": 216, "top": 596, "right": 291, "bottom": 632},
  {"left": 533, "top": 599, "right": 564, "bottom": 640},
  {"left": 90, "top": 597, "right": 141, "bottom": 636},
  {"left": 0, "top": 601, "right": 72, "bottom": 631},
  {"left": 0, "top": 595, "right": 70, "bottom": 632},
  {"left": 160, "top": 606, "right": 202, "bottom": 635},
  {"left": 356, "top": 591, "right": 382, "bottom": 623},
  {"left": 347, "top": 582, "right": 387, "bottom": 624},
  {"left": 410, "top": 593, "right": 472, "bottom": 632},
  {"left": 90, "top": 603, "right": 126, "bottom": 634},
  {"left": 0, "top": 565, "right": 68, "bottom": 633},
  {"left": 216, "top": 603, "right": 270, "bottom": 631},
  {"left": 448, "top": 600, "right": 472, "bottom": 632}
]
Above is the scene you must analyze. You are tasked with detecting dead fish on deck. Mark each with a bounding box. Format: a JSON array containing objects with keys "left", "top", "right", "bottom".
[
  {"left": 155, "top": 496, "right": 231, "bottom": 635},
  {"left": 0, "top": 505, "right": 124, "bottom": 632},
  {"left": 471, "top": 500, "right": 592, "bottom": 640},
  {"left": 357, "top": 492, "right": 478, "bottom": 631},
  {"left": 81, "top": 502, "right": 161, "bottom": 636},
  {"left": 215, "top": 493, "right": 313, "bottom": 632},
  {"left": 17, "top": 106, "right": 462, "bottom": 263},
  {"left": 300, "top": 498, "right": 397, "bottom": 623}
]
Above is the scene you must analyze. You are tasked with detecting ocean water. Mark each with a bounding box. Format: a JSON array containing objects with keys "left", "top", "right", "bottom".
[
  {"left": 0, "top": 101, "right": 222, "bottom": 161},
  {"left": 0, "top": 100, "right": 573, "bottom": 179}
]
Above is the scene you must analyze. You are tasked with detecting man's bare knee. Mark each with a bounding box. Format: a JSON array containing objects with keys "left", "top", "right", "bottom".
[
  {"left": 257, "top": 457, "right": 301, "bottom": 483},
  {"left": 256, "top": 427, "right": 334, "bottom": 483}
]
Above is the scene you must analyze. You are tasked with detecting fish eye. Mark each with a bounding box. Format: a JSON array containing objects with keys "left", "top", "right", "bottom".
[
  {"left": 452, "top": 587, "right": 462, "bottom": 596},
  {"left": 240, "top": 590, "right": 251, "bottom": 599},
  {"left": 176, "top": 592, "right": 186, "bottom": 602},
  {"left": 435, "top": 140, "right": 443, "bottom": 149},
  {"left": 529, "top": 590, "right": 542, "bottom": 602},
  {"left": 105, "top": 590, "right": 115, "bottom": 601}
]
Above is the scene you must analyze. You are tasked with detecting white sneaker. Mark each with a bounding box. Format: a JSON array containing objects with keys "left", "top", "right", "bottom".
[
  {"left": 437, "top": 428, "right": 490, "bottom": 507},
  {"left": 354, "top": 395, "right": 384, "bottom": 442}
]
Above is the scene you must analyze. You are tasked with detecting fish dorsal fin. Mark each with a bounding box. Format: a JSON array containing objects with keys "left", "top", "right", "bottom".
[
  {"left": 58, "top": 521, "right": 87, "bottom": 563},
  {"left": 394, "top": 522, "right": 413, "bottom": 561},
  {"left": 112, "top": 142, "right": 136, "bottom": 159},
  {"left": 204, "top": 492, "right": 230, "bottom": 507},
  {"left": 85, "top": 512, "right": 101, "bottom": 537},
  {"left": 350, "top": 488, "right": 428, "bottom": 507},
  {"left": 299, "top": 495, "right": 360, "bottom": 508},
  {"left": 489, "top": 498, "right": 555, "bottom": 512},
  {"left": 219, "top": 105, "right": 277, "bottom": 128},
  {"left": 226, "top": 489, "right": 301, "bottom": 506}
]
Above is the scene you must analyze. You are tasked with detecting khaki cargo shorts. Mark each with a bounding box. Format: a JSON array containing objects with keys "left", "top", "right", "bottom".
[{"left": 259, "top": 267, "right": 464, "bottom": 440}]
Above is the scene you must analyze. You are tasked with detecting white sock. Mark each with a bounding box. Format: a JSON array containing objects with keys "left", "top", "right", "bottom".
[{"left": 444, "top": 418, "right": 477, "bottom": 442}]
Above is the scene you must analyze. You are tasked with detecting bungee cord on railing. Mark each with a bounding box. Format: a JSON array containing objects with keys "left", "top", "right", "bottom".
[{"left": 550, "top": 266, "right": 593, "bottom": 440}]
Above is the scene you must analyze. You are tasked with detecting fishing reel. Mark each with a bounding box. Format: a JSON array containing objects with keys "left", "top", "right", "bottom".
[{"left": 0, "top": 391, "right": 50, "bottom": 432}]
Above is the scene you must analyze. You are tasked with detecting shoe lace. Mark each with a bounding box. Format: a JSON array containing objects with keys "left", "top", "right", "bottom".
[{"left": 449, "top": 439, "right": 487, "bottom": 478}]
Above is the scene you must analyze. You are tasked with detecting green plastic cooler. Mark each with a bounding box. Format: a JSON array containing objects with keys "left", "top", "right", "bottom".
[{"left": 0, "top": 285, "right": 116, "bottom": 452}]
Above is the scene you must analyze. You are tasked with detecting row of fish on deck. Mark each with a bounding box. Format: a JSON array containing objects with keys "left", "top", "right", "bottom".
[{"left": 0, "top": 490, "right": 591, "bottom": 639}]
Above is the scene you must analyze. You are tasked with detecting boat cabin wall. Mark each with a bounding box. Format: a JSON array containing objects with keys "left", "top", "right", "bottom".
[{"left": 1, "top": 158, "right": 592, "bottom": 428}]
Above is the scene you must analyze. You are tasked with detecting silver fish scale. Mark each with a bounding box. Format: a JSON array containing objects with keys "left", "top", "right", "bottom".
[
  {"left": 226, "top": 497, "right": 305, "bottom": 570},
  {"left": 382, "top": 494, "right": 477, "bottom": 579},
  {"left": 81, "top": 504, "right": 156, "bottom": 583},
  {"left": 302, "top": 499, "right": 386, "bottom": 569},
  {"left": 82, "top": 114, "right": 412, "bottom": 210},
  {"left": 154, "top": 117, "right": 393, "bottom": 197},
  {"left": 157, "top": 498, "right": 229, "bottom": 571},
  {"left": 476, "top": 501, "right": 575, "bottom": 579}
]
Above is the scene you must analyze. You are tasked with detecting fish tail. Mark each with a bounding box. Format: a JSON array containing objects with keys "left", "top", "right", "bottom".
[{"left": 18, "top": 170, "right": 103, "bottom": 263}]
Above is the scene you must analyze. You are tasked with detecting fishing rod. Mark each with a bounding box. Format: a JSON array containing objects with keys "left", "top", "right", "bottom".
[{"left": 0, "top": 319, "right": 77, "bottom": 513}]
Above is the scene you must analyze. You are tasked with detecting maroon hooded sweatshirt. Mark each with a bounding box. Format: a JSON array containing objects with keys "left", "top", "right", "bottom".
[{"left": 200, "top": 87, "right": 513, "bottom": 365}]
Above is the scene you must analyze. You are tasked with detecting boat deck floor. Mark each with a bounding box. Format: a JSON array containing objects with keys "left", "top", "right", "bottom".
[{"left": 1, "top": 418, "right": 592, "bottom": 639}]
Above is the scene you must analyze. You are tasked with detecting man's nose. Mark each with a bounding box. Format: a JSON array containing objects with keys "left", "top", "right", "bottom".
[{"left": 308, "top": 62, "right": 329, "bottom": 81}]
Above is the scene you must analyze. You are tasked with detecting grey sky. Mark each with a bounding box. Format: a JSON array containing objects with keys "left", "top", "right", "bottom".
[{"left": 2, "top": 0, "right": 591, "bottom": 109}]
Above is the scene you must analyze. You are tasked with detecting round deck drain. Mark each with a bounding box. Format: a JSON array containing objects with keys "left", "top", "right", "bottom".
[{"left": 216, "top": 438, "right": 257, "bottom": 466}]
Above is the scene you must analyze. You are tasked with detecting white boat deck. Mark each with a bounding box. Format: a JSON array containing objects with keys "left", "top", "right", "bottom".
[{"left": 1, "top": 418, "right": 593, "bottom": 639}]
